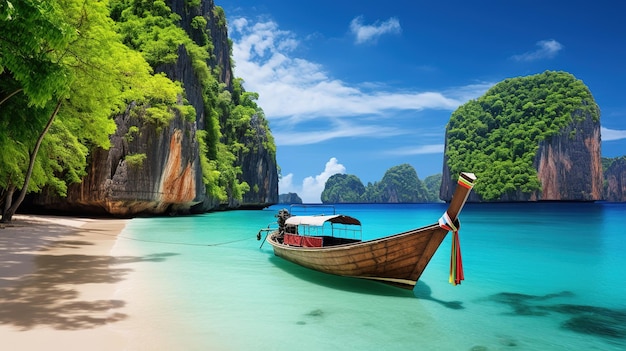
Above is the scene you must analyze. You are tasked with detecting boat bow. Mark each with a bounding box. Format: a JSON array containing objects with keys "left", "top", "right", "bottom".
[{"left": 262, "top": 172, "right": 477, "bottom": 290}]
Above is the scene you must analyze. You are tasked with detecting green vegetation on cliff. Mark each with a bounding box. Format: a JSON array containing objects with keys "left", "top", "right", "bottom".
[
  {"left": 602, "top": 156, "right": 626, "bottom": 172},
  {"left": 321, "top": 174, "right": 365, "bottom": 203},
  {"left": 109, "top": 0, "right": 274, "bottom": 203},
  {"left": 0, "top": 0, "right": 274, "bottom": 220},
  {"left": 423, "top": 173, "right": 443, "bottom": 202},
  {"left": 321, "top": 164, "right": 440, "bottom": 203},
  {"left": 0, "top": 0, "right": 185, "bottom": 221},
  {"left": 603, "top": 156, "right": 626, "bottom": 202},
  {"left": 445, "top": 71, "right": 599, "bottom": 200}
]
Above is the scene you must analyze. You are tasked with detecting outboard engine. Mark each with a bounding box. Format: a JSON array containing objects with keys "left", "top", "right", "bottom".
[{"left": 276, "top": 209, "right": 291, "bottom": 234}]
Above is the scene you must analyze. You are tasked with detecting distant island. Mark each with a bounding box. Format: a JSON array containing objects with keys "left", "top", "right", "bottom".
[
  {"left": 441, "top": 70, "right": 603, "bottom": 202},
  {"left": 279, "top": 156, "right": 626, "bottom": 203},
  {"left": 280, "top": 71, "right": 626, "bottom": 204},
  {"left": 279, "top": 164, "right": 442, "bottom": 204},
  {"left": 603, "top": 156, "right": 626, "bottom": 201},
  {"left": 278, "top": 193, "right": 302, "bottom": 204}
]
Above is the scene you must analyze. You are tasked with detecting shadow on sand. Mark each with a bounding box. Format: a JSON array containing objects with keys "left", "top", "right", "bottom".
[{"left": 0, "top": 222, "right": 178, "bottom": 331}]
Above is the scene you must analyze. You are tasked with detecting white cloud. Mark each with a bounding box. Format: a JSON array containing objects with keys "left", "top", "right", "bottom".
[
  {"left": 445, "top": 82, "right": 494, "bottom": 102},
  {"left": 384, "top": 144, "right": 445, "bottom": 155},
  {"left": 512, "top": 39, "right": 563, "bottom": 62},
  {"left": 278, "top": 173, "right": 296, "bottom": 194},
  {"left": 602, "top": 127, "right": 626, "bottom": 141},
  {"left": 349, "top": 16, "right": 401, "bottom": 45},
  {"left": 229, "top": 18, "right": 488, "bottom": 146},
  {"left": 279, "top": 158, "right": 346, "bottom": 203},
  {"left": 274, "top": 120, "right": 406, "bottom": 146}
]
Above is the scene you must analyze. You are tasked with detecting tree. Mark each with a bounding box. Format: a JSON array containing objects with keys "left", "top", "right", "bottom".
[
  {"left": 376, "top": 164, "right": 429, "bottom": 203},
  {"left": 110, "top": 0, "right": 263, "bottom": 205},
  {"left": 321, "top": 174, "right": 365, "bottom": 203},
  {"left": 0, "top": 0, "right": 74, "bottom": 221},
  {"left": 321, "top": 165, "right": 440, "bottom": 203},
  {"left": 444, "top": 71, "right": 599, "bottom": 200},
  {"left": 423, "top": 173, "right": 442, "bottom": 202},
  {"left": 0, "top": 0, "right": 185, "bottom": 221}
]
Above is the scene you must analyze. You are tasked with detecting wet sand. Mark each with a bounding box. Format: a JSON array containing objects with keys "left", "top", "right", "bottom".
[{"left": 0, "top": 215, "right": 131, "bottom": 350}]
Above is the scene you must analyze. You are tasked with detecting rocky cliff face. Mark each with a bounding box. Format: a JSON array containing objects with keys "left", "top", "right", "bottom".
[
  {"left": 440, "top": 107, "right": 603, "bottom": 202},
  {"left": 167, "top": 0, "right": 231, "bottom": 85},
  {"left": 238, "top": 114, "right": 279, "bottom": 207},
  {"left": 278, "top": 193, "right": 303, "bottom": 204},
  {"left": 30, "top": 0, "right": 277, "bottom": 215},
  {"left": 532, "top": 109, "right": 603, "bottom": 201},
  {"left": 34, "top": 102, "right": 204, "bottom": 216},
  {"left": 604, "top": 158, "right": 626, "bottom": 202}
]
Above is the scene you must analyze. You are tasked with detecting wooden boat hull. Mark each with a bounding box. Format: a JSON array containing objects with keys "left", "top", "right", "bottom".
[
  {"left": 267, "top": 223, "right": 448, "bottom": 290},
  {"left": 263, "top": 172, "right": 476, "bottom": 290}
]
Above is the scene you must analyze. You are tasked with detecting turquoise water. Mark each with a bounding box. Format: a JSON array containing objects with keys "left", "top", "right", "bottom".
[{"left": 111, "top": 203, "right": 626, "bottom": 350}]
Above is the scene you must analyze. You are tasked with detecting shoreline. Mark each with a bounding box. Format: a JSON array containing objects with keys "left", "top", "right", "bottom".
[{"left": 0, "top": 214, "right": 131, "bottom": 350}]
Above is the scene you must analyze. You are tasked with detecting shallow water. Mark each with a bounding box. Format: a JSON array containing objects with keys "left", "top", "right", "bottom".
[{"left": 111, "top": 203, "right": 626, "bottom": 350}]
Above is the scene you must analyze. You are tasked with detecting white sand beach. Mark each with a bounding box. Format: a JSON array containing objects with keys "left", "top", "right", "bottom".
[{"left": 0, "top": 215, "right": 132, "bottom": 350}]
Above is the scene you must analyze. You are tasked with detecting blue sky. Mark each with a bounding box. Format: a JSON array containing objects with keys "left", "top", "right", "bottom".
[{"left": 221, "top": 0, "right": 626, "bottom": 203}]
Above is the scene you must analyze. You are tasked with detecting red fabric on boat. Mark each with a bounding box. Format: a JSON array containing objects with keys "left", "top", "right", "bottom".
[
  {"left": 283, "top": 234, "right": 323, "bottom": 247},
  {"left": 283, "top": 233, "right": 302, "bottom": 246},
  {"left": 302, "top": 236, "right": 323, "bottom": 247}
]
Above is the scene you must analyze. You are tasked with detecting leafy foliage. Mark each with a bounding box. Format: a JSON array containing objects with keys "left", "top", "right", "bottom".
[
  {"left": 321, "top": 164, "right": 440, "bottom": 203},
  {"left": 125, "top": 153, "right": 147, "bottom": 169},
  {"left": 445, "top": 71, "right": 599, "bottom": 200},
  {"left": 0, "top": 0, "right": 73, "bottom": 106},
  {"left": 321, "top": 174, "right": 365, "bottom": 203},
  {"left": 1, "top": 0, "right": 176, "bottom": 219},
  {"left": 1, "top": 0, "right": 275, "bottom": 218},
  {"left": 602, "top": 156, "right": 626, "bottom": 172},
  {"left": 423, "top": 173, "right": 443, "bottom": 202},
  {"left": 109, "top": 0, "right": 272, "bottom": 203},
  {"left": 367, "top": 164, "right": 431, "bottom": 203}
]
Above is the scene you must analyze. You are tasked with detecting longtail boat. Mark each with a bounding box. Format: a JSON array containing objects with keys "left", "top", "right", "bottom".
[{"left": 258, "top": 172, "right": 476, "bottom": 290}]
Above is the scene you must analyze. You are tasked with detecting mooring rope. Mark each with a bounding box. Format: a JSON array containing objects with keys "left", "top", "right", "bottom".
[{"left": 83, "top": 229, "right": 256, "bottom": 247}]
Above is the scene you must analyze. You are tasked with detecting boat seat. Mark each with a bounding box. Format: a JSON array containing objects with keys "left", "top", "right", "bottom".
[
  {"left": 283, "top": 233, "right": 323, "bottom": 247},
  {"left": 302, "top": 236, "right": 323, "bottom": 247}
]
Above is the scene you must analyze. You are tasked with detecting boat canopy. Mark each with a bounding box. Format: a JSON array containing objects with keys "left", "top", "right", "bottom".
[{"left": 285, "top": 214, "right": 361, "bottom": 227}]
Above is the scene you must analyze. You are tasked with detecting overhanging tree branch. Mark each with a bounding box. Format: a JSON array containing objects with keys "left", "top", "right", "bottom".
[
  {"left": 1, "top": 99, "right": 63, "bottom": 223},
  {"left": 0, "top": 87, "right": 23, "bottom": 106}
]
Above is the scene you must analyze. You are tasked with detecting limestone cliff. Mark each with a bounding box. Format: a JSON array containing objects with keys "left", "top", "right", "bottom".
[
  {"left": 34, "top": 103, "right": 204, "bottom": 216},
  {"left": 441, "top": 110, "right": 603, "bottom": 202},
  {"left": 238, "top": 114, "right": 279, "bottom": 207},
  {"left": 278, "top": 193, "right": 303, "bottom": 204},
  {"left": 440, "top": 71, "right": 603, "bottom": 202},
  {"left": 604, "top": 157, "right": 626, "bottom": 202},
  {"left": 532, "top": 109, "right": 603, "bottom": 201},
  {"left": 29, "top": 0, "right": 278, "bottom": 215}
]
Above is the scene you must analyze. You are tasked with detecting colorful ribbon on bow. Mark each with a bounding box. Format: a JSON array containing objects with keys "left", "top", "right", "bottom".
[
  {"left": 457, "top": 175, "right": 475, "bottom": 190},
  {"left": 438, "top": 211, "right": 464, "bottom": 285}
]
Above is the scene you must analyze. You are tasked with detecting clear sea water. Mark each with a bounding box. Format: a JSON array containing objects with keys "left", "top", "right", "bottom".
[{"left": 110, "top": 202, "right": 626, "bottom": 350}]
